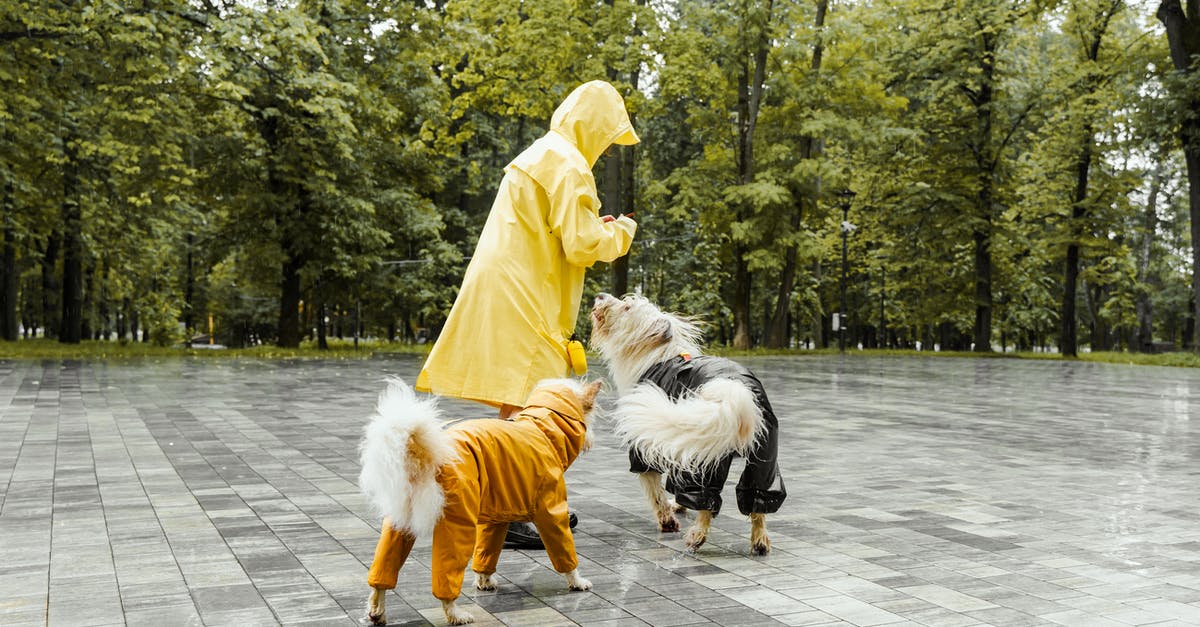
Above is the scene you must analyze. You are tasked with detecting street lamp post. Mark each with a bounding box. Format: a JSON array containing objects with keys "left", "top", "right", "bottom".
[{"left": 837, "top": 189, "right": 857, "bottom": 353}]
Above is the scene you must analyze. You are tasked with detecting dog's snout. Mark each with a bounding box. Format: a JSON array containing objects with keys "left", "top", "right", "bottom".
[{"left": 594, "top": 293, "right": 615, "bottom": 306}]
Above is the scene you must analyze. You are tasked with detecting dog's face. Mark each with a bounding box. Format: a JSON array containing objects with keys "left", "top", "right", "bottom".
[
  {"left": 590, "top": 293, "right": 676, "bottom": 349},
  {"left": 531, "top": 378, "right": 603, "bottom": 453}
]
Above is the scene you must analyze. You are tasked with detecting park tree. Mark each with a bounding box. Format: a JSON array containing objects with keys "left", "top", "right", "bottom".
[
  {"left": 1, "top": 2, "right": 202, "bottom": 344},
  {"left": 194, "top": 0, "right": 398, "bottom": 347},
  {"left": 881, "top": 0, "right": 1048, "bottom": 351},
  {"left": 597, "top": 0, "right": 655, "bottom": 297},
  {"left": 3, "top": 0, "right": 1199, "bottom": 355},
  {"left": 1056, "top": 0, "right": 1130, "bottom": 356},
  {"left": 763, "top": 0, "right": 829, "bottom": 349},
  {"left": 646, "top": 0, "right": 786, "bottom": 349},
  {"left": 1157, "top": 0, "right": 1200, "bottom": 351},
  {"left": 758, "top": 1, "right": 908, "bottom": 349}
]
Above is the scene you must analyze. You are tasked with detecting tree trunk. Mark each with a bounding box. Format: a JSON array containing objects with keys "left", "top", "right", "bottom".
[
  {"left": 732, "top": 0, "right": 774, "bottom": 350},
  {"left": 59, "top": 156, "right": 83, "bottom": 344},
  {"left": 970, "top": 30, "right": 997, "bottom": 353},
  {"left": 1086, "top": 281, "right": 1111, "bottom": 351},
  {"left": 1135, "top": 160, "right": 1166, "bottom": 351},
  {"left": 972, "top": 225, "right": 992, "bottom": 352},
  {"left": 601, "top": 9, "right": 642, "bottom": 298},
  {"left": 1157, "top": 0, "right": 1200, "bottom": 352},
  {"left": 1, "top": 179, "right": 17, "bottom": 341},
  {"left": 767, "top": 0, "right": 827, "bottom": 349},
  {"left": 318, "top": 301, "right": 329, "bottom": 349},
  {"left": 41, "top": 231, "right": 59, "bottom": 339},
  {"left": 603, "top": 142, "right": 629, "bottom": 295},
  {"left": 129, "top": 299, "right": 139, "bottom": 343},
  {"left": 118, "top": 297, "right": 130, "bottom": 341},
  {"left": 766, "top": 227, "right": 800, "bottom": 349},
  {"left": 731, "top": 253, "right": 752, "bottom": 348},
  {"left": 278, "top": 254, "right": 304, "bottom": 348},
  {"left": 613, "top": 128, "right": 635, "bottom": 296},
  {"left": 1063, "top": 5, "right": 1118, "bottom": 356},
  {"left": 1062, "top": 125, "right": 1094, "bottom": 357},
  {"left": 184, "top": 233, "right": 195, "bottom": 333}
]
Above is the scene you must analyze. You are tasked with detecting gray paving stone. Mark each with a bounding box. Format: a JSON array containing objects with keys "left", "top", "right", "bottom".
[{"left": 3, "top": 355, "right": 1200, "bottom": 626}]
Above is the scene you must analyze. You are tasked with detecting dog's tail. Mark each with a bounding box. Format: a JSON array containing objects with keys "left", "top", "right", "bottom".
[
  {"left": 613, "top": 378, "right": 764, "bottom": 475},
  {"left": 358, "top": 378, "right": 458, "bottom": 538}
]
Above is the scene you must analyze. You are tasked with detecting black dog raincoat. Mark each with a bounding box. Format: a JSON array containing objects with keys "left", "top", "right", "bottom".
[{"left": 628, "top": 354, "right": 787, "bottom": 516}]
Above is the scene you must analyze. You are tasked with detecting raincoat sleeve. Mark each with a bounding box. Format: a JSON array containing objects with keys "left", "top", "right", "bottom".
[
  {"left": 545, "top": 167, "right": 637, "bottom": 267},
  {"left": 532, "top": 476, "right": 578, "bottom": 573}
]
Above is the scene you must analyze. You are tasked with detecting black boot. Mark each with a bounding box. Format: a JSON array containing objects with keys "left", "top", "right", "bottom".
[
  {"left": 503, "top": 522, "right": 544, "bottom": 550},
  {"left": 503, "top": 512, "right": 579, "bottom": 550}
]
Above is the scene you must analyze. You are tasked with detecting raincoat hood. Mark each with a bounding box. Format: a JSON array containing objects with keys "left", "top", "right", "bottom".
[
  {"left": 550, "top": 80, "right": 639, "bottom": 167},
  {"left": 516, "top": 387, "right": 589, "bottom": 468}
]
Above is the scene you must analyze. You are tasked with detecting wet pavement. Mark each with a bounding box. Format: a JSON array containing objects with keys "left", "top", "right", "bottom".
[{"left": 1, "top": 354, "right": 1199, "bottom": 626}]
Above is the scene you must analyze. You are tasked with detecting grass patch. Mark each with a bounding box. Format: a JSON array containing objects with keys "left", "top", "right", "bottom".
[
  {"left": 0, "top": 338, "right": 431, "bottom": 360},
  {"left": 1079, "top": 350, "right": 1200, "bottom": 368},
  {"left": 3, "top": 338, "right": 1197, "bottom": 368},
  {"left": 705, "top": 346, "right": 1200, "bottom": 368}
]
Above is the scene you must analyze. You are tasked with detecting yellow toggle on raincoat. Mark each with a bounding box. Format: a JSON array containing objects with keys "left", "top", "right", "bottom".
[{"left": 416, "top": 81, "right": 639, "bottom": 408}]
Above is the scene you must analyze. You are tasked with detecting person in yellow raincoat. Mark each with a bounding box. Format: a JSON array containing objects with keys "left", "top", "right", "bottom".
[
  {"left": 367, "top": 80, "right": 639, "bottom": 621},
  {"left": 415, "top": 79, "right": 638, "bottom": 417}
]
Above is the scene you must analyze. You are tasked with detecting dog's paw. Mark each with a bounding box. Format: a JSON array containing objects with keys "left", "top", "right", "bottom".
[
  {"left": 564, "top": 569, "right": 592, "bottom": 591},
  {"left": 684, "top": 528, "right": 707, "bottom": 551},
  {"left": 442, "top": 600, "right": 474, "bottom": 625},
  {"left": 659, "top": 516, "right": 679, "bottom": 533},
  {"left": 366, "top": 587, "right": 387, "bottom": 625},
  {"left": 474, "top": 572, "right": 497, "bottom": 591},
  {"left": 751, "top": 539, "right": 771, "bottom": 556}
]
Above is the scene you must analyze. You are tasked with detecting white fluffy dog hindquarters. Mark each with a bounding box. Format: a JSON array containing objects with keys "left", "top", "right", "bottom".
[
  {"left": 590, "top": 292, "right": 787, "bottom": 555},
  {"left": 358, "top": 377, "right": 601, "bottom": 625}
]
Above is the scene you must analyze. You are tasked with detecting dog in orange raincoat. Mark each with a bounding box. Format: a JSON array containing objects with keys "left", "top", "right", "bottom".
[{"left": 358, "top": 377, "right": 602, "bottom": 625}]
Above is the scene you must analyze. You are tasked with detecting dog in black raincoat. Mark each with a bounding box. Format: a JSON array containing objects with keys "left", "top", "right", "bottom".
[{"left": 590, "top": 293, "right": 786, "bottom": 555}]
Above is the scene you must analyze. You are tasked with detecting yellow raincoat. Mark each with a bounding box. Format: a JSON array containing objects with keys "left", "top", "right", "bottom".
[
  {"left": 366, "top": 387, "right": 591, "bottom": 600},
  {"left": 416, "top": 80, "right": 639, "bottom": 408}
]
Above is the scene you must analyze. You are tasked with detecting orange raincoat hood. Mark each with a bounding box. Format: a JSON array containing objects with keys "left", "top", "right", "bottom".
[{"left": 515, "top": 387, "right": 589, "bottom": 469}]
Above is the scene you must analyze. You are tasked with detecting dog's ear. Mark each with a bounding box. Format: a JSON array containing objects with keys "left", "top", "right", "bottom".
[
  {"left": 649, "top": 319, "right": 673, "bottom": 345},
  {"left": 581, "top": 380, "right": 603, "bottom": 413}
]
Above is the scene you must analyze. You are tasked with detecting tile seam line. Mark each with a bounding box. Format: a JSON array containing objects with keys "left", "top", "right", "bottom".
[
  {"left": 0, "top": 363, "right": 37, "bottom": 515},
  {"left": 159, "top": 385, "right": 361, "bottom": 623},
  {"left": 107, "top": 373, "right": 205, "bottom": 623}
]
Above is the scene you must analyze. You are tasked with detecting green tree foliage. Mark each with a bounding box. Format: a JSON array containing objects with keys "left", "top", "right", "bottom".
[{"left": 2, "top": 0, "right": 1196, "bottom": 355}]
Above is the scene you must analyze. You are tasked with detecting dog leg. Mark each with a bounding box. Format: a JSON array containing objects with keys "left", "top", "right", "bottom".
[
  {"left": 684, "top": 510, "right": 713, "bottom": 551},
  {"left": 563, "top": 568, "right": 592, "bottom": 591},
  {"left": 638, "top": 471, "right": 679, "bottom": 532},
  {"left": 366, "top": 586, "right": 387, "bottom": 626},
  {"left": 749, "top": 513, "right": 771, "bottom": 555},
  {"left": 474, "top": 571, "right": 496, "bottom": 591},
  {"left": 442, "top": 598, "right": 474, "bottom": 625}
]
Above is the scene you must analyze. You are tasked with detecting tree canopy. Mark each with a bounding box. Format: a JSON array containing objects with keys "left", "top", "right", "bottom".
[{"left": 1, "top": 0, "right": 1196, "bottom": 355}]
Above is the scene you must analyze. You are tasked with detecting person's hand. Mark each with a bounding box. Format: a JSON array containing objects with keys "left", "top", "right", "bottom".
[{"left": 601, "top": 214, "right": 615, "bottom": 223}]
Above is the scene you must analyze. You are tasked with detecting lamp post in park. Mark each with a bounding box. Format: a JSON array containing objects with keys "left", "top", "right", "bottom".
[{"left": 837, "top": 189, "right": 857, "bottom": 352}]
